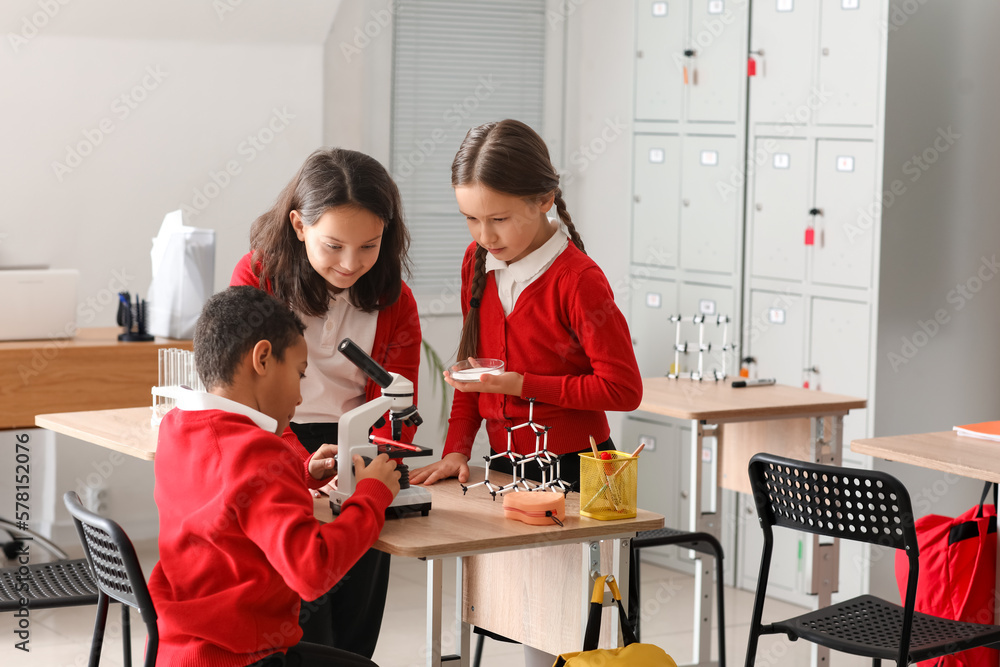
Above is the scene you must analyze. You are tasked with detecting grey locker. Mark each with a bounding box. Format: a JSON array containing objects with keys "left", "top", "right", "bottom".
[
  {"left": 678, "top": 282, "right": 736, "bottom": 378},
  {"left": 679, "top": 135, "right": 741, "bottom": 274},
  {"left": 627, "top": 416, "right": 691, "bottom": 571},
  {"left": 738, "top": 492, "right": 812, "bottom": 603},
  {"left": 748, "top": 0, "right": 818, "bottom": 125},
  {"left": 635, "top": 0, "right": 686, "bottom": 122},
  {"left": 629, "top": 276, "right": 678, "bottom": 376},
  {"left": 747, "top": 289, "right": 806, "bottom": 386},
  {"left": 812, "top": 140, "right": 877, "bottom": 288},
  {"left": 809, "top": 297, "right": 870, "bottom": 454},
  {"left": 815, "top": 0, "right": 882, "bottom": 126},
  {"left": 749, "top": 137, "right": 811, "bottom": 281},
  {"left": 686, "top": 0, "right": 748, "bottom": 123},
  {"left": 632, "top": 134, "right": 681, "bottom": 268}
]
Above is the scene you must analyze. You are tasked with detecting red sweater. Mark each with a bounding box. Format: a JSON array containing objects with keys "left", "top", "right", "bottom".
[
  {"left": 148, "top": 408, "right": 393, "bottom": 667},
  {"left": 231, "top": 252, "right": 421, "bottom": 442},
  {"left": 443, "top": 241, "right": 642, "bottom": 458}
]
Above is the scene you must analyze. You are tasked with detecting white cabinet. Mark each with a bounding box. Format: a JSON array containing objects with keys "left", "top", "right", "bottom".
[
  {"left": 749, "top": 137, "right": 811, "bottom": 281},
  {"left": 632, "top": 134, "right": 681, "bottom": 268},
  {"left": 629, "top": 276, "right": 678, "bottom": 376},
  {"left": 815, "top": 0, "right": 883, "bottom": 127},
  {"left": 679, "top": 135, "right": 742, "bottom": 274},
  {"left": 635, "top": 0, "right": 686, "bottom": 122}
]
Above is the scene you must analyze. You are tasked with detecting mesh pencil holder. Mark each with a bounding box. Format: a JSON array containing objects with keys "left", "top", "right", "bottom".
[{"left": 579, "top": 451, "right": 638, "bottom": 520}]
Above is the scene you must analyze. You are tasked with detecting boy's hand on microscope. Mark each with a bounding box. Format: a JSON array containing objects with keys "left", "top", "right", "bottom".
[
  {"left": 444, "top": 370, "right": 524, "bottom": 397},
  {"left": 409, "top": 452, "right": 470, "bottom": 486},
  {"left": 308, "top": 444, "right": 338, "bottom": 481},
  {"left": 355, "top": 453, "right": 401, "bottom": 497}
]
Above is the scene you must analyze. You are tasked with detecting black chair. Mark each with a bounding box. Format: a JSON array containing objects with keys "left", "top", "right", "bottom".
[
  {"left": 746, "top": 453, "right": 1000, "bottom": 667},
  {"left": 631, "top": 527, "right": 726, "bottom": 667},
  {"left": 0, "top": 518, "right": 136, "bottom": 665},
  {"left": 64, "top": 491, "right": 158, "bottom": 667}
]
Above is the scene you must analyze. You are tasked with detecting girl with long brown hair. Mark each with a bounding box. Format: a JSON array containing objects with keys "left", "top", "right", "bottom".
[
  {"left": 231, "top": 147, "right": 420, "bottom": 661},
  {"left": 411, "top": 119, "right": 641, "bottom": 485}
]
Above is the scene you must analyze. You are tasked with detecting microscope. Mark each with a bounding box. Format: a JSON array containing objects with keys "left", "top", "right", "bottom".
[{"left": 328, "top": 338, "right": 433, "bottom": 518}]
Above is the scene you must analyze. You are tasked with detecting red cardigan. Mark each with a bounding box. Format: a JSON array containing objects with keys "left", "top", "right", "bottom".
[
  {"left": 148, "top": 409, "right": 393, "bottom": 667},
  {"left": 443, "top": 241, "right": 642, "bottom": 458},
  {"left": 231, "top": 252, "right": 421, "bottom": 442}
]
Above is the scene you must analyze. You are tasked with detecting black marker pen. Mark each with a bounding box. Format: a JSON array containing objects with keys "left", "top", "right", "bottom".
[{"left": 731, "top": 378, "right": 776, "bottom": 388}]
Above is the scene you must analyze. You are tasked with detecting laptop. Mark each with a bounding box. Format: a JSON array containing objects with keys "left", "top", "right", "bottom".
[{"left": 0, "top": 269, "right": 79, "bottom": 341}]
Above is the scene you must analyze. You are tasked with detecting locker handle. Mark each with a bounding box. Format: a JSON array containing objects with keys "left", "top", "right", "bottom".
[
  {"left": 809, "top": 208, "right": 823, "bottom": 216},
  {"left": 683, "top": 49, "right": 696, "bottom": 57}
]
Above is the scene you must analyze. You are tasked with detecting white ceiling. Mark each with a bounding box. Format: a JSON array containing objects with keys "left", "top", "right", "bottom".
[{"left": 3, "top": 0, "right": 343, "bottom": 44}]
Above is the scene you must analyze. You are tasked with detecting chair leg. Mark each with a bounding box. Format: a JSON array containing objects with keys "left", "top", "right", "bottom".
[
  {"left": 121, "top": 603, "right": 132, "bottom": 667},
  {"left": 715, "top": 550, "right": 726, "bottom": 667},
  {"left": 631, "top": 545, "right": 643, "bottom": 641},
  {"left": 89, "top": 592, "right": 110, "bottom": 667},
  {"left": 473, "top": 633, "right": 484, "bottom": 667}
]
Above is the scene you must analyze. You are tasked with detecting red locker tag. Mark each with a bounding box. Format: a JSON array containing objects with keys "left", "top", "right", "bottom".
[
  {"left": 802, "top": 381, "right": 810, "bottom": 389},
  {"left": 747, "top": 57, "right": 757, "bottom": 77},
  {"left": 804, "top": 228, "right": 815, "bottom": 246}
]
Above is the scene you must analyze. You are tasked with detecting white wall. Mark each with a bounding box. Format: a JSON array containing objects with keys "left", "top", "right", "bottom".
[{"left": 1, "top": 25, "right": 326, "bottom": 541}]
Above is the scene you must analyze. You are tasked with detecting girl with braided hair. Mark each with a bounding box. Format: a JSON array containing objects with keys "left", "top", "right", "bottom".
[{"left": 411, "top": 119, "right": 642, "bottom": 488}]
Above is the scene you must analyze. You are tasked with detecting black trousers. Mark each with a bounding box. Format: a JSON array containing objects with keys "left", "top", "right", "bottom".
[
  {"left": 246, "top": 642, "right": 377, "bottom": 667},
  {"left": 289, "top": 422, "right": 391, "bottom": 660}
]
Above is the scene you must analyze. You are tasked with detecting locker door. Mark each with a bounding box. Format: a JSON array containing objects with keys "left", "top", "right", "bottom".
[
  {"left": 627, "top": 416, "right": 688, "bottom": 571},
  {"left": 679, "top": 282, "right": 736, "bottom": 378},
  {"left": 632, "top": 134, "right": 681, "bottom": 268},
  {"left": 749, "top": 137, "right": 810, "bottom": 281},
  {"left": 747, "top": 290, "right": 805, "bottom": 386},
  {"left": 814, "top": 0, "right": 882, "bottom": 126},
  {"left": 748, "top": 0, "right": 818, "bottom": 125},
  {"left": 686, "top": 0, "right": 748, "bottom": 123},
  {"left": 629, "top": 276, "right": 678, "bottom": 377},
  {"left": 679, "top": 135, "right": 741, "bottom": 274},
  {"left": 812, "top": 140, "right": 876, "bottom": 288},
  {"left": 809, "top": 297, "right": 870, "bottom": 448},
  {"left": 738, "top": 492, "right": 811, "bottom": 604},
  {"left": 635, "top": 0, "right": 686, "bottom": 122}
]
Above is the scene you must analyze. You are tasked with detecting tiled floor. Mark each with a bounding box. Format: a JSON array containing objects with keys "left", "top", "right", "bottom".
[{"left": 0, "top": 541, "right": 869, "bottom": 667}]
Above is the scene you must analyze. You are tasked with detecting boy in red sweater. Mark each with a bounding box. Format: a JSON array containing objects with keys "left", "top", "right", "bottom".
[{"left": 148, "top": 286, "right": 400, "bottom": 667}]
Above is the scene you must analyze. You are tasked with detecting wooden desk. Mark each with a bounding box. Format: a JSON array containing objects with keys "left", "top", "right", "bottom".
[
  {"left": 38, "top": 408, "right": 664, "bottom": 665},
  {"left": 639, "top": 378, "right": 866, "bottom": 667},
  {"left": 851, "top": 430, "right": 1000, "bottom": 667},
  {"left": 852, "top": 431, "right": 1000, "bottom": 484},
  {"left": 1, "top": 327, "right": 191, "bottom": 429}
]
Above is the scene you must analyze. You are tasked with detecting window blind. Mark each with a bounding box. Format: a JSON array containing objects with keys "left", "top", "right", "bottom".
[{"left": 391, "top": 0, "right": 547, "bottom": 299}]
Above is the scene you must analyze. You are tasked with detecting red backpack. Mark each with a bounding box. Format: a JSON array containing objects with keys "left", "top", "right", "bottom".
[{"left": 895, "top": 483, "right": 998, "bottom": 667}]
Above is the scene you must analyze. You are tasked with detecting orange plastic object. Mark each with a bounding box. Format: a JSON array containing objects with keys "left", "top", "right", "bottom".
[{"left": 503, "top": 492, "right": 566, "bottom": 526}]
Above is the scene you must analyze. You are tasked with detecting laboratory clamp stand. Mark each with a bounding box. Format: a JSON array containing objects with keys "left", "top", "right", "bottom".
[{"left": 666, "top": 314, "right": 738, "bottom": 381}]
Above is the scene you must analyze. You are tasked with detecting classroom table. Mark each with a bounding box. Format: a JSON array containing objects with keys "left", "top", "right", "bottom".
[
  {"left": 36, "top": 407, "right": 664, "bottom": 666},
  {"left": 852, "top": 429, "right": 1000, "bottom": 667},
  {"left": 638, "top": 377, "right": 866, "bottom": 667}
]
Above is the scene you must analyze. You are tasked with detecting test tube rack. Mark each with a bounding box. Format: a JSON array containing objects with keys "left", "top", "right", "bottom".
[
  {"left": 666, "top": 313, "right": 738, "bottom": 381},
  {"left": 151, "top": 348, "right": 204, "bottom": 426},
  {"left": 461, "top": 399, "right": 572, "bottom": 500}
]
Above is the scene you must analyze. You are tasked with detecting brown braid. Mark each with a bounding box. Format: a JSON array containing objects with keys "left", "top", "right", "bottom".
[
  {"left": 457, "top": 245, "right": 488, "bottom": 360},
  {"left": 553, "top": 189, "right": 586, "bottom": 255}
]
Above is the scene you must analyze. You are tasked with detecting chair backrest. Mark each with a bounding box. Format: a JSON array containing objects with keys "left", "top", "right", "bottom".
[
  {"left": 63, "top": 492, "right": 158, "bottom": 632},
  {"left": 748, "top": 453, "right": 919, "bottom": 554}
]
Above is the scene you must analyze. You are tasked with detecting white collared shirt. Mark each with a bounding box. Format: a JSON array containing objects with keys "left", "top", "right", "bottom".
[
  {"left": 295, "top": 291, "right": 378, "bottom": 423},
  {"left": 175, "top": 389, "right": 278, "bottom": 434},
  {"left": 485, "top": 220, "right": 569, "bottom": 315}
]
